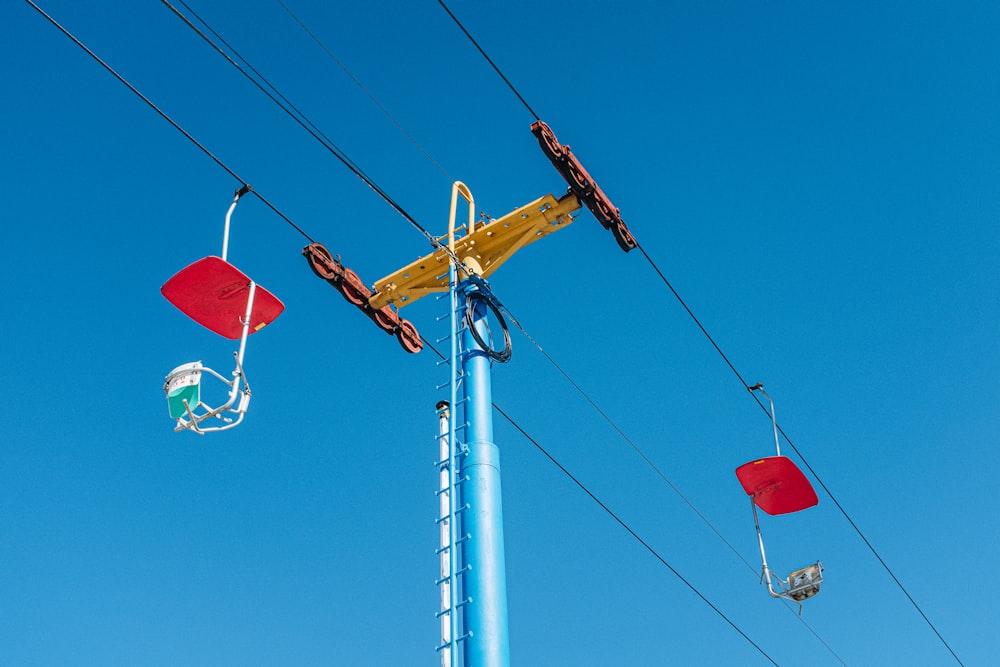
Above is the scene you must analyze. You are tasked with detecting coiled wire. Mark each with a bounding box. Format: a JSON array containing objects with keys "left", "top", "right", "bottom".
[{"left": 464, "top": 291, "right": 511, "bottom": 363}]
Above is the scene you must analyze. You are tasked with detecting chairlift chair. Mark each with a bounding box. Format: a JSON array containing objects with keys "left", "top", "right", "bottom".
[
  {"left": 161, "top": 187, "right": 284, "bottom": 434},
  {"left": 735, "top": 384, "right": 823, "bottom": 612}
]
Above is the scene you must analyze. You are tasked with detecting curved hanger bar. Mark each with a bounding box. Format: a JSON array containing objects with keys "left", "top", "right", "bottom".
[
  {"left": 221, "top": 184, "right": 253, "bottom": 262},
  {"left": 749, "top": 383, "right": 781, "bottom": 456}
]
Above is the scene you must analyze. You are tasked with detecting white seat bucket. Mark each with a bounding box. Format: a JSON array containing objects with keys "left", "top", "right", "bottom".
[
  {"left": 165, "top": 361, "right": 203, "bottom": 420},
  {"left": 163, "top": 357, "right": 252, "bottom": 434}
]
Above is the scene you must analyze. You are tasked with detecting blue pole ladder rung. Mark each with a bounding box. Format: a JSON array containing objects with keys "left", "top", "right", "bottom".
[
  {"left": 436, "top": 630, "right": 473, "bottom": 653},
  {"left": 435, "top": 533, "right": 470, "bottom": 555},
  {"left": 435, "top": 597, "right": 472, "bottom": 618},
  {"left": 436, "top": 564, "right": 472, "bottom": 587}
]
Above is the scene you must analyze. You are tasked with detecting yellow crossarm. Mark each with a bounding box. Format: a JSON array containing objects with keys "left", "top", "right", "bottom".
[{"left": 369, "top": 193, "right": 579, "bottom": 310}]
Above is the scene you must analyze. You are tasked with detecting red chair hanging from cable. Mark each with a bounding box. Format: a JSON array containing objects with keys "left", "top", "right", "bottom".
[
  {"left": 735, "top": 383, "right": 824, "bottom": 613},
  {"left": 161, "top": 185, "right": 284, "bottom": 434}
]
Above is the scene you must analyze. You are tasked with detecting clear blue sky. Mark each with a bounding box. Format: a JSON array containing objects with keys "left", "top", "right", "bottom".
[{"left": 3, "top": 1, "right": 997, "bottom": 665}]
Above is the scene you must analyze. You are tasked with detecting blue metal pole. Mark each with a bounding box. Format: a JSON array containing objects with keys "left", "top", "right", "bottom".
[{"left": 460, "top": 283, "right": 510, "bottom": 667}]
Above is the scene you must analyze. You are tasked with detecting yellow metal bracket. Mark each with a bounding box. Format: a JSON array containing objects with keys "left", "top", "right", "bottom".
[{"left": 369, "top": 187, "right": 580, "bottom": 310}]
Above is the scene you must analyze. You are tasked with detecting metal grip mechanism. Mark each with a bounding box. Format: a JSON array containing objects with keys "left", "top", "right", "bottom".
[
  {"left": 303, "top": 242, "right": 423, "bottom": 353},
  {"left": 530, "top": 119, "right": 637, "bottom": 252}
]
